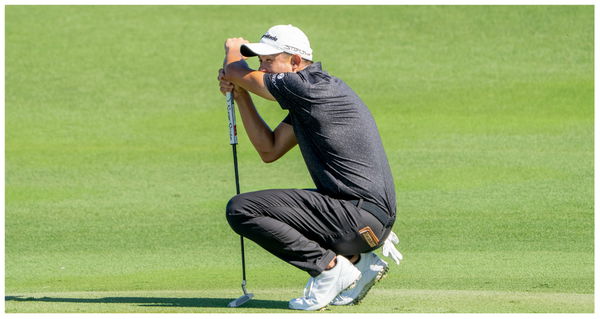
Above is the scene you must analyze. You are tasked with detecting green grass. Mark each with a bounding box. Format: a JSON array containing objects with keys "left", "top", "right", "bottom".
[
  {"left": 5, "top": 5, "right": 594, "bottom": 313},
  {"left": 5, "top": 288, "right": 594, "bottom": 313}
]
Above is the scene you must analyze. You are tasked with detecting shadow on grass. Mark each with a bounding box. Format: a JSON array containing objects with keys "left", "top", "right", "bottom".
[{"left": 5, "top": 295, "right": 288, "bottom": 309}]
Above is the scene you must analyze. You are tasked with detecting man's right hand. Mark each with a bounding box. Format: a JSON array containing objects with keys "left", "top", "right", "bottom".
[
  {"left": 218, "top": 68, "right": 247, "bottom": 96},
  {"left": 218, "top": 68, "right": 233, "bottom": 95}
]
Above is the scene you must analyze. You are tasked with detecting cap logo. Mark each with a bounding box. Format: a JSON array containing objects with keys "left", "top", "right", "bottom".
[
  {"left": 282, "top": 45, "right": 310, "bottom": 57},
  {"left": 261, "top": 33, "right": 278, "bottom": 42}
]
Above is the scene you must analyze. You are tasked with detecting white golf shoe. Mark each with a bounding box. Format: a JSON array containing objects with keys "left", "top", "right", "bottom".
[
  {"left": 289, "top": 256, "right": 361, "bottom": 311},
  {"left": 330, "top": 252, "right": 389, "bottom": 306}
]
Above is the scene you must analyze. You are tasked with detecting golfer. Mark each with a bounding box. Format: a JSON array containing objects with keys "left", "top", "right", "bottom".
[{"left": 218, "top": 24, "right": 401, "bottom": 311}]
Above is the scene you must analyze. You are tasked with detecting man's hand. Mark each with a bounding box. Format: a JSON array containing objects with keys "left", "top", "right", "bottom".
[
  {"left": 224, "top": 37, "right": 250, "bottom": 64},
  {"left": 218, "top": 68, "right": 247, "bottom": 96},
  {"left": 218, "top": 68, "right": 233, "bottom": 95}
]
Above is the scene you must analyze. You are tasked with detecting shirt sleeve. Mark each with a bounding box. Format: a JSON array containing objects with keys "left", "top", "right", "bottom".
[{"left": 263, "top": 72, "right": 310, "bottom": 111}]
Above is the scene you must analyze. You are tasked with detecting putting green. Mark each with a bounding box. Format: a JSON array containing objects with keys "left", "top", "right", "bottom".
[{"left": 5, "top": 288, "right": 593, "bottom": 313}]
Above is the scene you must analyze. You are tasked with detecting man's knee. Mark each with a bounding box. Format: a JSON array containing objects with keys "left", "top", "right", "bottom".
[{"left": 225, "top": 193, "right": 255, "bottom": 234}]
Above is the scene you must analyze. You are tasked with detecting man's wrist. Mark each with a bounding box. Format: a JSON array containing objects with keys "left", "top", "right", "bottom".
[
  {"left": 224, "top": 48, "right": 247, "bottom": 65},
  {"left": 234, "top": 87, "right": 250, "bottom": 99}
]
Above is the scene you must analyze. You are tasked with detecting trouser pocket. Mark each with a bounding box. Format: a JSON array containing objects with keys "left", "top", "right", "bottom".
[{"left": 328, "top": 206, "right": 389, "bottom": 255}]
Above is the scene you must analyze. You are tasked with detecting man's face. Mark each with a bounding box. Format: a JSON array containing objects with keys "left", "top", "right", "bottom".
[{"left": 258, "top": 53, "right": 293, "bottom": 74}]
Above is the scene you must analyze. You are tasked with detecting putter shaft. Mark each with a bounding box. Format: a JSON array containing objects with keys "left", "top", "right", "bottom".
[{"left": 226, "top": 91, "right": 253, "bottom": 307}]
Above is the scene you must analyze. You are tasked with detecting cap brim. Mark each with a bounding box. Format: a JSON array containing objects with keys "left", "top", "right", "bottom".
[{"left": 241, "top": 43, "right": 283, "bottom": 57}]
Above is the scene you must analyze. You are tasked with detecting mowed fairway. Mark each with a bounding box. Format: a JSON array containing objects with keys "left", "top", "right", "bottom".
[{"left": 5, "top": 5, "right": 594, "bottom": 313}]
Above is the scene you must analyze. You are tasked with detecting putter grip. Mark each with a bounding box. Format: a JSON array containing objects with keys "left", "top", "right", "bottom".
[{"left": 226, "top": 92, "right": 238, "bottom": 145}]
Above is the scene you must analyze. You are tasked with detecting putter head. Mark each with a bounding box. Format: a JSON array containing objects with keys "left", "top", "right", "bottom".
[{"left": 228, "top": 293, "right": 254, "bottom": 308}]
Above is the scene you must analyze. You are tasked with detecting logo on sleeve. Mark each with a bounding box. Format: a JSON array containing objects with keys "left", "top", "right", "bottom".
[{"left": 276, "top": 73, "right": 285, "bottom": 80}]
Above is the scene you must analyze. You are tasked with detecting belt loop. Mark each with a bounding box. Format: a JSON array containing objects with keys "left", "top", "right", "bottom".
[{"left": 357, "top": 198, "right": 364, "bottom": 209}]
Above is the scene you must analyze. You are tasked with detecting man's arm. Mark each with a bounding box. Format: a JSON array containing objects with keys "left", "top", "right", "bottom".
[
  {"left": 219, "top": 37, "right": 295, "bottom": 162},
  {"left": 223, "top": 38, "right": 275, "bottom": 101},
  {"left": 230, "top": 89, "right": 297, "bottom": 163}
]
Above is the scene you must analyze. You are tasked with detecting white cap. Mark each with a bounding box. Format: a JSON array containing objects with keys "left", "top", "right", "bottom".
[{"left": 241, "top": 25, "right": 313, "bottom": 61}]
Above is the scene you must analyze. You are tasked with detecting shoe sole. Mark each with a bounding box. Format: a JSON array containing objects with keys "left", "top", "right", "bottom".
[{"left": 347, "top": 264, "right": 389, "bottom": 306}]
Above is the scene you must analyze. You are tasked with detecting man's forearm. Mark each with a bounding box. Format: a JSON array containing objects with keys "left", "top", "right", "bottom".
[
  {"left": 224, "top": 61, "right": 275, "bottom": 101},
  {"left": 223, "top": 40, "right": 246, "bottom": 67},
  {"left": 232, "top": 90, "right": 277, "bottom": 157},
  {"left": 223, "top": 53, "right": 249, "bottom": 69}
]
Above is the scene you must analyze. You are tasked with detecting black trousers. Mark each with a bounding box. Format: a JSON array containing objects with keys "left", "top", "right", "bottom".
[{"left": 226, "top": 189, "right": 394, "bottom": 277}]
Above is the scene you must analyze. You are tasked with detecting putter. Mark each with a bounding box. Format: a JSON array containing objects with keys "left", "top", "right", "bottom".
[{"left": 225, "top": 91, "right": 254, "bottom": 308}]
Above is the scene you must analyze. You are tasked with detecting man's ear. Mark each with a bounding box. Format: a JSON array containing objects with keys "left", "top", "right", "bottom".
[{"left": 291, "top": 54, "right": 302, "bottom": 71}]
